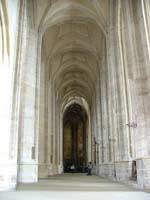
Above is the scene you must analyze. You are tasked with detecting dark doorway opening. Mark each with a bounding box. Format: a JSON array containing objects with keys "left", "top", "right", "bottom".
[
  {"left": 63, "top": 103, "right": 87, "bottom": 173},
  {"left": 131, "top": 160, "right": 137, "bottom": 181}
]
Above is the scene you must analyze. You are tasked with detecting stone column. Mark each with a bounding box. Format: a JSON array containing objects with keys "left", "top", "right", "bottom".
[
  {"left": 107, "top": 0, "right": 132, "bottom": 181},
  {"left": 51, "top": 83, "right": 58, "bottom": 174},
  {"left": 99, "top": 38, "right": 110, "bottom": 177},
  {"left": 17, "top": 1, "right": 38, "bottom": 183},
  {"left": 95, "top": 77, "right": 102, "bottom": 175},
  {"left": 87, "top": 112, "right": 92, "bottom": 163},
  {"left": 55, "top": 97, "right": 61, "bottom": 173},
  {"left": 121, "top": 0, "right": 150, "bottom": 189},
  {"left": 106, "top": 25, "right": 118, "bottom": 178},
  {"left": 0, "top": 46, "right": 16, "bottom": 190},
  {"left": 0, "top": 0, "right": 21, "bottom": 190},
  {"left": 38, "top": 50, "right": 49, "bottom": 178},
  {"left": 58, "top": 109, "right": 63, "bottom": 174},
  {"left": 90, "top": 99, "right": 97, "bottom": 165},
  {"left": 47, "top": 79, "right": 53, "bottom": 176}
]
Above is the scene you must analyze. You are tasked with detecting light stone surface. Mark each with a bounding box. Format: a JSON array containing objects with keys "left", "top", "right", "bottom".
[
  {"left": 0, "top": 0, "right": 150, "bottom": 191},
  {"left": 0, "top": 174, "right": 150, "bottom": 200}
]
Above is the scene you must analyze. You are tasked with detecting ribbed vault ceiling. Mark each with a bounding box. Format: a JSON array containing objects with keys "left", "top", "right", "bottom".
[{"left": 40, "top": 0, "right": 107, "bottom": 108}]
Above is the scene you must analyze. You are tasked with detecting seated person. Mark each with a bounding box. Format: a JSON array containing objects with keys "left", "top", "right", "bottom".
[
  {"left": 70, "top": 164, "right": 75, "bottom": 173},
  {"left": 87, "top": 162, "right": 92, "bottom": 175}
]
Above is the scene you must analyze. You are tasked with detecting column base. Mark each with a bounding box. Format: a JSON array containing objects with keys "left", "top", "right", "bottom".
[
  {"left": 136, "top": 157, "right": 150, "bottom": 190},
  {"left": 98, "top": 161, "right": 132, "bottom": 182},
  {"left": 0, "top": 163, "right": 17, "bottom": 191},
  {"left": 38, "top": 164, "right": 63, "bottom": 179},
  {"left": 97, "top": 163, "right": 116, "bottom": 179},
  {"left": 115, "top": 161, "right": 132, "bottom": 181},
  {"left": 18, "top": 163, "right": 38, "bottom": 183}
]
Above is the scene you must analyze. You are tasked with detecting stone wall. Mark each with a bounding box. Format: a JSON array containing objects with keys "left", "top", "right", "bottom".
[
  {"left": 0, "top": 0, "right": 150, "bottom": 191},
  {"left": 0, "top": 0, "right": 20, "bottom": 191},
  {"left": 136, "top": 158, "right": 150, "bottom": 190}
]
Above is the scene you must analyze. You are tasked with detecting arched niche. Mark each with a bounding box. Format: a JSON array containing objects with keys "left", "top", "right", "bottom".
[{"left": 63, "top": 103, "right": 88, "bottom": 173}]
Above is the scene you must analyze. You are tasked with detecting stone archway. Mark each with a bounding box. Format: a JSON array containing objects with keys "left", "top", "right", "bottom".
[
  {"left": 63, "top": 103, "right": 88, "bottom": 173},
  {"left": 37, "top": 0, "right": 105, "bottom": 178}
]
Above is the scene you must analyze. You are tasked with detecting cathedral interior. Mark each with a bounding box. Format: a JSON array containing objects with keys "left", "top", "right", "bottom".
[{"left": 0, "top": 0, "right": 150, "bottom": 194}]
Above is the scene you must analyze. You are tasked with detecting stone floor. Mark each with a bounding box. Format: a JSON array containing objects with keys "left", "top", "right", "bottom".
[{"left": 0, "top": 174, "right": 150, "bottom": 200}]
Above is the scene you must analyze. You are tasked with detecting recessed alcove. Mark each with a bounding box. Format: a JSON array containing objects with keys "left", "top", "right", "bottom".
[{"left": 63, "top": 103, "right": 88, "bottom": 173}]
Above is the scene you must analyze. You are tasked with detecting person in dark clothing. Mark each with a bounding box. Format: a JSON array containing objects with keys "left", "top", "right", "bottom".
[{"left": 87, "top": 162, "right": 92, "bottom": 175}]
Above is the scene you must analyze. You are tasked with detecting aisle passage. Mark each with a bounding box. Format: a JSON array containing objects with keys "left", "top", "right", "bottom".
[
  {"left": 0, "top": 174, "right": 150, "bottom": 200},
  {"left": 17, "top": 174, "right": 137, "bottom": 191}
]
